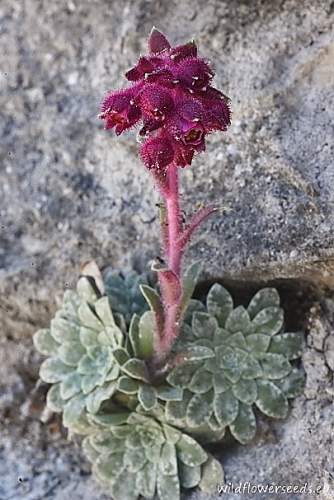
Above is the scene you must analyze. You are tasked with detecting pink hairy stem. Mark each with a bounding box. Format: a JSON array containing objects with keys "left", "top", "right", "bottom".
[{"left": 165, "top": 164, "right": 182, "bottom": 276}]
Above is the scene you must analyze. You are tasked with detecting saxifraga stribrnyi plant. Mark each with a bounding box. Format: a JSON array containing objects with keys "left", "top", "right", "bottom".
[{"left": 34, "top": 29, "right": 306, "bottom": 500}]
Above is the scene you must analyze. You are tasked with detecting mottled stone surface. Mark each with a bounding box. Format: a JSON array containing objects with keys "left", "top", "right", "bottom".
[{"left": 1, "top": 0, "right": 334, "bottom": 499}]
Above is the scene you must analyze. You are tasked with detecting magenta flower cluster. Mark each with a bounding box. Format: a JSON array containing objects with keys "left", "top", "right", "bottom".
[{"left": 99, "top": 29, "right": 231, "bottom": 171}]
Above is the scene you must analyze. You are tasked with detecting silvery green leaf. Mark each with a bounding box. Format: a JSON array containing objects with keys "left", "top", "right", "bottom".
[
  {"left": 213, "top": 327, "right": 232, "bottom": 345},
  {"left": 105, "top": 363, "right": 120, "bottom": 381},
  {"left": 117, "top": 376, "right": 140, "bottom": 394},
  {"left": 157, "top": 471, "right": 180, "bottom": 500},
  {"left": 199, "top": 456, "right": 224, "bottom": 493},
  {"left": 232, "top": 378, "right": 257, "bottom": 404},
  {"left": 85, "top": 382, "right": 116, "bottom": 414},
  {"left": 121, "top": 359, "right": 149, "bottom": 382},
  {"left": 104, "top": 268, "right": 149, "bottom": 323},
  {"left": 145, "top": 443, "right": 162, "bottom": 463},
  {"left": 259, "top": 353, "right": 292, "bottom": 379},
  {"left": 180, "top": 262, "right": 202, "bottom": 315},
  {"left": 88, "top": 412, "right": 130, "bottom": 427},
  {"left": 124, "top": 446, "right": 147, "bottom": 473},
  {"left": 126, "top": 431, "right": 142, "bottom": 449},
  {"left": 138, "top": 384, "right": 157, "bottom": 411},
  {"left": 63, "top": 394, "right": 86, "bottom": 428},
  {"left": 229, "top": 402, "right": 256, "bottom": 444},
  {"left": 192, "top": 312, "right": 218, "bottom": 339},
  {"left": 225, "top": 306, "right": 252, "bottom": 334},
  {"left": 76, "top": 276, "right": 99, "bottom": 304},
  {"left": 33, "top": 328, "right": 59, "bottom": 355},
  {"left": 46, "top": 383, "right": 66, "bottom": 412},
  {"left": 167, "top": 362, "right": 200, "bottom": 388},
  {"left": 91, "top": 432, "right": 124, "bottom": 453},
  {"left": 256, "top": 380, "right": 289, "bottom": 418},
  {"left": 176, "top": 434, "right": 207, "bottom": 467},
  {"left": 97, "top": 326, "right": 122, "bottom": 347},
  {"left": 81, "top": 372, "right": 104, "bottom": 394},
  {"left": 113, "top": 348, "right": 130, "bottom": 366},
  {"left": 216, "top": 346, "right": 247, "bottom": 383},
  {"left": 165, "top": 392, "right": 192, "bottom": 425},
  {"left": 206, "top": 283, "right": 233, "bottom": 327},
  {"left": 179, "top": 462, "right": 201, "bottom": 488},
  {"left": 94, "top": 452, "right": 124, "bottom": 485},
  {"left": 140, "top": 284, "right": 163, "bottom": 316},
  {"left": 186, "top": 390, "right": 214, "bottom": 427},
  {"left": 194, "top": 338, "right": 212, "bottom": 348},
  {"left": 162, "top": 424, "right": 181, "bottom": 444},
  {"left": 157, "top": 385, "right": 183, "bottom": 401},
  {"left": 82, "top": 436, "right": 99, "bottom": 463},
  {"left": 225, "top": 332, "right": 248, "bottom": 350},
  {"left": 269, "top": 332, "right": 305, "bottom": 360},
  {"left": 77, "top": 345, "right": 112, "bottom": 376},
  {"left": 58, "top": 341, "right": 85, "bottom": 366},
  {"left": 40, "top": 357, "right": 73, "bottom": 383},
  {"left": 160, "top": 442, "right": 177, "bottom": 475},
  {"left": 214, "top": 389, "right": 239, "bottom": 427},
  {"left": 252, "top": 306, "right": 284, "bottom": 336},
  {"left": 78, "top": 303, "right": 104, "bottom": 331},
  {"left": 248, "top": 288, "right": 280, "bottom": 319},
  {"left": 246, "top": 333, "right": 271, "bottom": 353},
  {"left": 50, "top": 317, "right": 80, "bottom": 343},
  {"left": 184, "top": 299, "right": 206, "bottom": 325},
  {"left": 94, "top": 296, "right": 115, "bottom": 327},
  {"left": 69, "top": 413, "right": 96, "bottom": 435},
  {"left": 60, "top": 372, "right": 82, "bottom": 400},
  {"left": 61, "top": 290, "right": 80, "bottom": 320},
  {"left": 140, "top": 426, "right": 165, "bottom": 449},
  {"left": 208, "top": 414, "right": 225, "bottom": 433},
  {"left": 183, "top": 345, "right": 215, "bottom": 361},
  {"left": 128, "top": 314, "right": 140, "bottom": 357},
  {"left": 136, "top": 461, "right": 156, "bottom": 498},
  {"left": 204, "top": 356, "right": 219, "bottom": 372},
  {"left": 189, "top": 369, "right": 213, "bottom": 394},
  {"left": 242, "top": 354, "right": 263, "bottom": 379},
  {"left": 137, "top": 311, "right": 155, "bottom": 359},
  {"left": 213, "top": 371, "right": 232, "bottom": 393},
  {"left": 79, "top": 327, "right": 98, "bottom": 347},
  {"left": 274, "top": 368, "right": 305, "bottom": 398}
]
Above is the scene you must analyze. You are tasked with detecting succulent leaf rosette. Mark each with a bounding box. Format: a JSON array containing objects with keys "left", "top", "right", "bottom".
[
  {"left": 166, "top": 286, "right": 305, "bottom": 444},
  {"left": 33, "top": 28, "right": 306, "bottom": 500}
]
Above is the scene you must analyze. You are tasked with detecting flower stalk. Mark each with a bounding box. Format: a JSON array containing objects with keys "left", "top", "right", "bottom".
[{"left": 100, "top": 27, "right": 231, "bottom": 364}]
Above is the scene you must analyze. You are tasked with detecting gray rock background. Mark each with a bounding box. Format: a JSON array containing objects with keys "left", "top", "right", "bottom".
[{"left": 1, "top": 0, "right": 334, "bottom": 499}]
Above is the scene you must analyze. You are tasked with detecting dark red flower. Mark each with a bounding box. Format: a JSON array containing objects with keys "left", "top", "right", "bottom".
[
  {"left": 99, "top": 87, "right": 142, "bottom": 134},
  {"left": 140, "top": 134, "right": 174, "bottom": 170},
  {"left": 100, "top": 28, "right": 231, "bottom": 168}
]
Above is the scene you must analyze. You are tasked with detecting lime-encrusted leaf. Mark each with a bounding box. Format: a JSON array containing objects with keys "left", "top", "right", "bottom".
[
  {"left": 213, "top": 389, "right": 239, "bottom": 427},
  {"left": 225, "top": 306, "right": 252, "bottom": 334},
  {"left": 40, "top": 357, "right": 74, "bottom": 383},
  {"left": 46, "top": 383, "right": 67, "bottom": 412},
  {"left": 248, "top": 288, "right": 280, "bottom": 319},
  {"left": 192, "top": 312, "right": 218, "bottom": 339},
  {"left": 186, "top": 390, "right": 213, "bottom": 427},
  {"left": 206, "top": 283, "right": 233, "bottom": 327},
  {"left": 252, "top": 306, "right": 284, "bottom": 336},
  {"left": 259, "top": 353, "right": 292, "bottom": 380},
  {"left": 176, "top": 434, "right": 207, "bottom": 467},
  {"left": 199, "top": 455, "right": 224, "bottom": 493},
  {"left": 138, "top": 384, "right": 157, "bottom": 411},
  {"left": 232, "top": 378, "right": 257, "bottom": 405},
  {"left": 33, "top": 328, "right": 59, "bottom": 355},
  {"left": 269, "top": 332, "right": 305, "bottom": 360},
  {"left": 256, "top": 380, "right": 289, "bottom": 418},
  {"left": 121, "top": 359, "right": 149, "bottom": 382},
  {"left": 180, "top": 262, "right": 202, "bottom": 315},
  {"left": 229, "top": 402, "right": 256, "bottom": 444}
]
